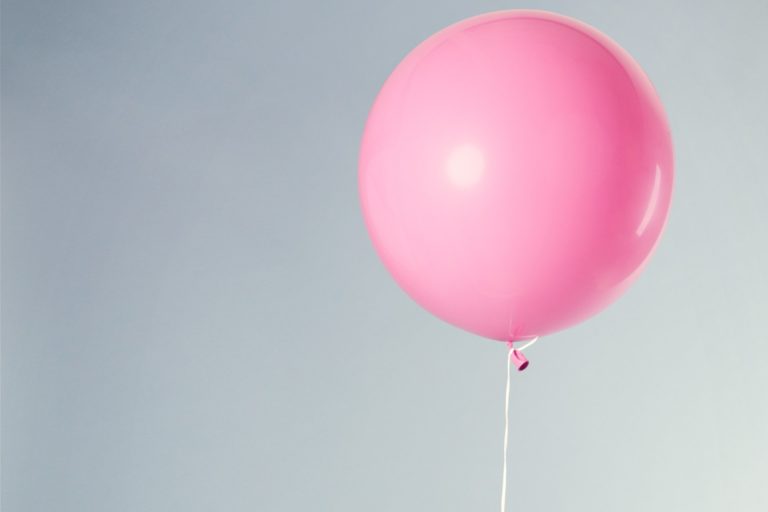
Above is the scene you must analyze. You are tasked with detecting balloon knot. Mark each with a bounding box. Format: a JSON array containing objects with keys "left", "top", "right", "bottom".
[{"left": 510, "top": 348, "right": 529, "bottom": 371}]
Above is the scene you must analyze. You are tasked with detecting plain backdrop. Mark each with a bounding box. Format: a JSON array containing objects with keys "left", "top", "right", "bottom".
[{"left": 2, "top": 1, "right": 767, "bottom": 511}]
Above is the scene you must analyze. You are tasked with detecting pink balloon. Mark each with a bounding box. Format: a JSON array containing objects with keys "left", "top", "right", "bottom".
[{"left": 359, "top": 11, "right": 673, "bottom": 342}]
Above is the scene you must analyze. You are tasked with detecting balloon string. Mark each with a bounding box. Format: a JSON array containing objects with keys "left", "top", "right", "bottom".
[
  {"left": 501, "top": 337, "right": 537, "bottom": 512},
  {"left": 515, "top": 336, "right": 539, "bottom": 352},
  {"left": 501, "top": 345, "right": 512, "bottom": 512}
]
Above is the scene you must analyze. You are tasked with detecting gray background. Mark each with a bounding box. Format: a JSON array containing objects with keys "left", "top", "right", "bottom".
[{"left": 2, "top": 0, "right": 767, "bottom": 510}]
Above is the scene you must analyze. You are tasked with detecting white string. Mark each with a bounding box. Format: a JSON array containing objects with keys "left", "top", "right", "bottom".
[
  {"left": 500, "top": 345, "right": 512, "bottom": 512},
  {"left": 515, "top": 336, "right": 539, "bottom": 352},
  {"left": 500, "top": 337, "right": 538, "bottom": 512}
]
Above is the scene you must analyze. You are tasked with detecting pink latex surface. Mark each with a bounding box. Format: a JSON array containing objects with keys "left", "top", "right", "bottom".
[
  {"left": 359, "top": 11, "right": 673, "bottom": 341},
  {"left": 510, "top": 350, "right": 529, "bottom": 372}
]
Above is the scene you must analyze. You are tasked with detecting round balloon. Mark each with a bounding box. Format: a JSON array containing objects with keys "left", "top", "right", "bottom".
[{"left": 359, "top": 11, "right": 673, "bottom": 341}]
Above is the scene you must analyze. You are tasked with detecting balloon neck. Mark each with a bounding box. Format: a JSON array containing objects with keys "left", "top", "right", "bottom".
[{"left": 508, "top": 346, "right": 529, "bottom": 371}]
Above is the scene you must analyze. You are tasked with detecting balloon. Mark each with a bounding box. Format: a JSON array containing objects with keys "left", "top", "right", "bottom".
[{"left": 359, "top": 11, "right": 673, "bottom": 342}]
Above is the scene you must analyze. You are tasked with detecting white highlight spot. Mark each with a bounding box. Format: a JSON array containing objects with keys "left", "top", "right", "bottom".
[
  {"left": 636, "top": 165, "right": 662, "bottom": 236},
  {"left": 446, "top": 144, "right": 485, "bottom": 188}
]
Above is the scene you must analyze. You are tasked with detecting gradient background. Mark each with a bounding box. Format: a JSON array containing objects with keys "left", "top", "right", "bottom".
[{"left": 2, "top": 1, "right": 767, "bottom": 511}]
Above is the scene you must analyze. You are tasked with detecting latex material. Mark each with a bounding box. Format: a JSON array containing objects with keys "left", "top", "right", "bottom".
[
  {"left": 359, "top": 11, "right": 673, "bottom": 341},
  {"left": 510, "top": 350, "right": 529, "bottom": 372}
]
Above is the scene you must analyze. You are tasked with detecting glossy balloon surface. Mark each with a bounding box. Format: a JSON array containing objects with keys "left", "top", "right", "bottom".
[{"left": 359, "top": 11, "right": 673, "bottom": 341}]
